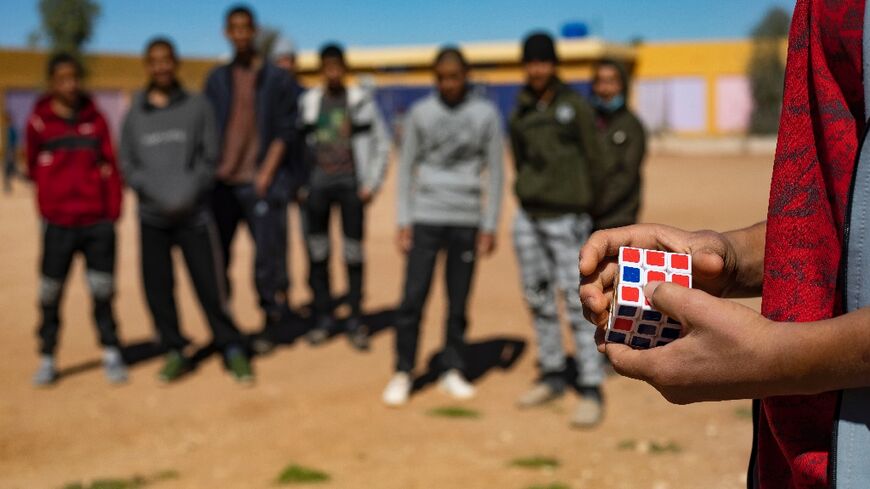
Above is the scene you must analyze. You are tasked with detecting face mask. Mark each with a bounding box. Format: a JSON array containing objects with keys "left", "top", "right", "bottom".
[{"left": 592, "top": 94, "right": 625, "bottom": 114}]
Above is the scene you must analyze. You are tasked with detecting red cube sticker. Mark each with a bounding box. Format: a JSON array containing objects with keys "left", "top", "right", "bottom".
[
  {"left": 646, "top": 250, "right": 666, "bottom": 267},
  {"left": 613, "top": 318, "right": 634, "bottom": 331},
  {"left": 620, "top": 247, "right": 642, "bottom": 264},
  {"left": 670, "top": 274, "right": 691, "bottom": 288},
  {"left": 646, "top": 270, "right": 666, "bottom": 283},
  {"left": 670, "top": 254, "right": 690, "bottom": 270},
  {"left": 619, "top": 285, "right": 641, "bottom": 303}
]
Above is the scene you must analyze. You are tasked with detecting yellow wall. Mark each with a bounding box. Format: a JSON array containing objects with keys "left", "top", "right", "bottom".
[
  {"left": 0, "top": 48, "right": 217, "bottom": 92},
  {"left": 633, "top": 39, "right": 787, "bottom": 135},
  {"left": 0, "top": 38, "right": 786, "bottom": 136}
]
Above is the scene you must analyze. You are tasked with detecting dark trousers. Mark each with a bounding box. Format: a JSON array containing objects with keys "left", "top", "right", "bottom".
[
  {"left": 38, "top": 221, "right": 119, "bottom": 355},
  {"left": 140, "top": 212, "right": 244, "bottom": 351},
  {"left": 395, "top": 224, "right": 479, "bottom": 374},
  {"left": 4, "top": 157, "right": 16, "bottom": 192},
  {"left": 306, "top": 183, "right": 365, "bottom": 319},
  {"left": 211, "top": 182, "right": 289, "bottom": 320}
]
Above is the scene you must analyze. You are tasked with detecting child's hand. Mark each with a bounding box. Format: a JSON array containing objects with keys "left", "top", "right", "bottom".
[
  {"left": 396, "top": 227, "right": 413, "bottom": 254},
  {"left": 578, "top": 224, "right": 739, "bottom": 327},
  {"left": 477, "top": 232, "right": 496, "bottom": 257},
  {"left": 602, "top": 281, "right": 778, "bottom": 404}
]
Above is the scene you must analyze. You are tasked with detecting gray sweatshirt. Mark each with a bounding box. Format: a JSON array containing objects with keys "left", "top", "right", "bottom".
[
  {"left": 397, "top": 91, "right": 504, "bottom": 232},
  {"left": 120, "top": 88, "right": 218, "bottom": 226}
]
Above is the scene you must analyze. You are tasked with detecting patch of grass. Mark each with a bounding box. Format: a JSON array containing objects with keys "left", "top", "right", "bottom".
[
  {"left": 509, "top": 456, "right": 560, "bottom": 469},
  {"left": 426, "top": 406, "right": 481, "bottom": 419},
  {"left": 616, "top": 439, "right": 682, "bottom": 455},
  {"left": 275, "top": 464, "right": 331, "bottom": 485},
  {"left": 649, "top": 441, "right": 682, "bottom": 454},
  {"left": 89, "top": 481, "right": 144, "bottom": 489},
  {"left": 735, "top": 406, "right": 753, "bottom": 419},
  {"left": 616, "top": 439, "right": 637, "bottom": 450},
  {"left": 523, "top": 483, "right": 570, "bottom": 489},
  {"left": 60, "top": 471, "right": 179, "bottom": 489}
]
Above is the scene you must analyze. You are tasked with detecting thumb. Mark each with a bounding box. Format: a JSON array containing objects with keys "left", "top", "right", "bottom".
[{"left": 643, "top": 281, "right": 715, "bottom": 330}]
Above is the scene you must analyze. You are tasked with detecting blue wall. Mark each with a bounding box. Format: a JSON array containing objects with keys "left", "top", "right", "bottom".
[{"left": 373, "top": 81, "right": 592, "bottom": 131}]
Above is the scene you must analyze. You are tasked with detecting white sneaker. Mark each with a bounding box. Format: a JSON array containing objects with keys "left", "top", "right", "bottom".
[
  {"left": 382, "top": 372, "right": 412, "bottom": 407},
  {"left": 438, "top": 369, "right": 476, "bottom": 400}
]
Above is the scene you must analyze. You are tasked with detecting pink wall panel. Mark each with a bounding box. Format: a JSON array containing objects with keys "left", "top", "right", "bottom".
[{"left": 715, "top": 76, "right": 752, "bottom": 132}]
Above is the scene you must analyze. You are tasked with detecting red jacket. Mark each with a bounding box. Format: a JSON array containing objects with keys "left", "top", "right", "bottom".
[
  {"left": 26, "top": 94, "right": 122, "bottom": 227},
  {"left": 756, "top": 0, "right": 864, "bottom": 487}
]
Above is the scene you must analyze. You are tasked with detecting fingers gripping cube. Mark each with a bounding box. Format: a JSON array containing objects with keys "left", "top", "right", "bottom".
[{"left": 605, "top": 247, "right": 693, "bottom": 349}]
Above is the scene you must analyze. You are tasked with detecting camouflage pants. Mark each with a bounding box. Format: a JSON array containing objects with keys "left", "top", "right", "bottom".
[{"left": 512, "top": 210, "right": 604, "bottom": 387}]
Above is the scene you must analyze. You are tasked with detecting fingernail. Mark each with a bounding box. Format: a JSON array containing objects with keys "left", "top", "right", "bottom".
[{"left": 644, "top": 281, "right": 663, "bottom": 304}]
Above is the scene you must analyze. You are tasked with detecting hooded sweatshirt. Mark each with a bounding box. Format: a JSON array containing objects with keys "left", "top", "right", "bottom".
[
  {"left": 591, "top": 62, "right": 647, "bottom": 230},
  {"left": 120, "top": 87, "right": 218, "bottom": 226},
  {"left": 397, "top": 89, "right": 504, "bottom": 232},
  {"left": 25, "top": 94, "right": 122, "bottom": 227}
]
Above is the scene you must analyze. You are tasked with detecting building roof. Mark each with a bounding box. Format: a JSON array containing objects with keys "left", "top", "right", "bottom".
[{"left": 295, "top": 37, "right": 636, "bottom": 73}]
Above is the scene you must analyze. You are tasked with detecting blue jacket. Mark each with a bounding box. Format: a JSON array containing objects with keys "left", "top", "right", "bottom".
[{"left": 204, "top": 60, "right": 299, "bottom": 201}]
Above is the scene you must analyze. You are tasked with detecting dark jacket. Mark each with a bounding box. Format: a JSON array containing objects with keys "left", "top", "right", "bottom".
[
  {"left": 25, "top": 94, "right": 123, "bottom": 227},
  {"left": 592, "top": 107, "right": 646, "bottom": 230},
  {"left": 286, "top": 75, "right": 308, "bottom": 197},
  {"left": 509, "top": 79, "right": 607, "bottom": 218},
  {"left": 120, "top": 87, "right": 218, "bottom": 226},
  {"left": 204, "top": 60, "right": 298, "bottom": 201}
]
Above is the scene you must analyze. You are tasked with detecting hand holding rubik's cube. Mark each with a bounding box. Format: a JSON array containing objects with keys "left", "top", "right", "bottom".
[{"left": 605, "top": 247, "right": 693, "bottom": 349}]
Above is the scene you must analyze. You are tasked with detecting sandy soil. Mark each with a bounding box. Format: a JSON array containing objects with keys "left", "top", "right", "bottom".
[{"left": 0, "top": 151, "right": 773, "bottom": 489}]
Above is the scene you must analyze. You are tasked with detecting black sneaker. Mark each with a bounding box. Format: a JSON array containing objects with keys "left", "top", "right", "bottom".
[
  {"left": 346, "top": 317, "right": 369, "bottom": 351},
  {"left": 305, "top": 316, "right": 334, "bottom": 346}
]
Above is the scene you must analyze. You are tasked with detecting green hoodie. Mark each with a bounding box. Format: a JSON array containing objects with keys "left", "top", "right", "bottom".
[
  {"left": 590, "top": 59, "right": 647, "bottom": 230},
  {"left": 509, "top": 79, "right": 607, "bottom": 218}
]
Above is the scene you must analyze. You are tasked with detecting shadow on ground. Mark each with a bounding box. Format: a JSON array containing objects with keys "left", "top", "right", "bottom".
[{"left": 412, "top": 336, "right": 527, "bottom": 392}]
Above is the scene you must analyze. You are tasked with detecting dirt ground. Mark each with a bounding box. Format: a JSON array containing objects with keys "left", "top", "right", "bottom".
[{"left": 0, "top": 151, "right": 773, "bottom": 489}]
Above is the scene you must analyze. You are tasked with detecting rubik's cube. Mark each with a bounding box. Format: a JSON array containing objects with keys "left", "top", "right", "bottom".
[{"left": 605, "top": 247, "right": 693, "bottom": 349}]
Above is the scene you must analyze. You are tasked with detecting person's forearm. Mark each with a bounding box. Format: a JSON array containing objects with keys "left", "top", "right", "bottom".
[
  {"left": 259, "top": 139, "right": 286, "bottom": 180},
  {"left": 722, "top": 221, "right": 766, "bottom": 297},
  {"left": 773, "top": 308, "right": 870, "bottom": 395}
]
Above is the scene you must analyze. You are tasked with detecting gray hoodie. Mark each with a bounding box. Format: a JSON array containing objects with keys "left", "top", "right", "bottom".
[
  {"left": 397, "top": 90, "right": 504, "bottom": 232},
  {"left": 120, "top": 88, "right": 218, "bottom": 226}
]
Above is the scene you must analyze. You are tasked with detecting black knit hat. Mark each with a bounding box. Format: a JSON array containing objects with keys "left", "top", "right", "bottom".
[{"left": 522, "top": 32, "right": 558, "bottom": 63}]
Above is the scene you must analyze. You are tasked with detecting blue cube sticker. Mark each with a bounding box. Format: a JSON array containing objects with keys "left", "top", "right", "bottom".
[
  {"left": 617, "top": 305, "right": 638, "bottom": 317},
  {"left": 637, "top": 323, "right": 658, "bottom": 336},
  {"left": 661, "top": 327, "right": 681, "bottom": 339},
  {"left": 622, "top": 266, "right": 642, "bottom": 283},
  {"left": 641, "top": 310, "right": 663, "bottom": 322},
  {"left": 606, "top": 331, "right": 628, "bottom": 344},
  {"left": 630, "top": 336, "right": 652, "bottom": 349}
]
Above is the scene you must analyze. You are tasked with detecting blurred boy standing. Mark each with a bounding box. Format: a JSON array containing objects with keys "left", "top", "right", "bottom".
[
  {"left": 590, "top": 59, "right": 646, "bottom": 230},
  {"left": 248, "top": 37, "right": 309, "bottom": 354},
  {"left": 382, "top": 47, "right": 503, "bottom": 406},
  {"left": 204, "top": 5, "right": 297, "bottom": 337},
  {"left": 510, "top": 33, "right": 607, "bottom": 427},
  {"left": 120, "top": 38, "right": 252, "bottom": 384},
  {"left": 299, "top": 44, "right": 390, "bottom": 349},
  {"left": 25, "top": 53, "right": 126, "bottom": 386}
]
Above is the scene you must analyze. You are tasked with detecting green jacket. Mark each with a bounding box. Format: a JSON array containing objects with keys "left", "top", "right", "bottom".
[
  {"left": 509, "top": 80, "right": 607, "bottom": 218},
  {"left": 593, "top": 107, "right": 646, "bottom": 230}
]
